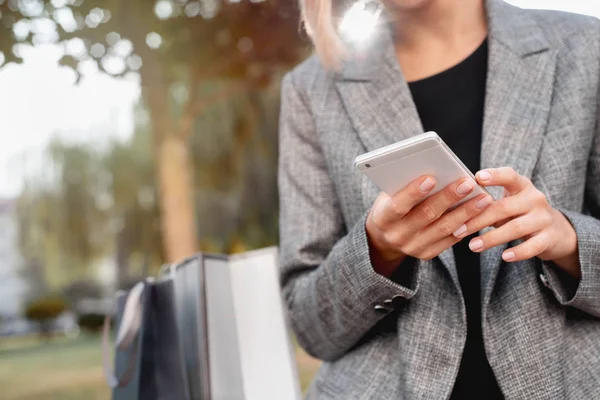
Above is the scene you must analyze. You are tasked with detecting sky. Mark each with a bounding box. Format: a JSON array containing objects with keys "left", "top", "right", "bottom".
[
  {"left": 0, "top": 0, "right": 599, "bottom": 197},
  {"left": 0, "top": 45, "right": 139, "bottom": 197}
]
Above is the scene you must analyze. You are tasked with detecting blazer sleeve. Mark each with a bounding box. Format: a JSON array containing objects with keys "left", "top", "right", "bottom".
[
  {"left": 278, "top": 72, "right": 421, "bottom": 361},
  {"left": 541, "top": 81, "right": 600, "bottom": 318}
]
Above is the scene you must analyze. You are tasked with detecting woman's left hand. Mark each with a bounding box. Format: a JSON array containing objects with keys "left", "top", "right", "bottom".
[{"left": 453, "top": 167, "right": 581, "bottom": 279}]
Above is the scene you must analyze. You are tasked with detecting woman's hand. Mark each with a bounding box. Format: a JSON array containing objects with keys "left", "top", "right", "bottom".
[
  {"left": 366, "top": 175, "right": 493, "bottom": 277},
  {"left": 453, "top": 167, "right": 581, "bottom": 279}
]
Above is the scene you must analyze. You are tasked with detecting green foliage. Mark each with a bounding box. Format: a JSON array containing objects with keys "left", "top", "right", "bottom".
[
  {"left": 7, "top": 0, "right": 304, "bottom": 277},
  {"left": 46, "top": 139, "right": 109, "bottom": 265},
  {"left": 16, "top": 131, "right": 164, "bottom": 287},
  {"left": 77, "top": 313, "right": 105, "bottom": 333},
  {"left": 117, "top": 277, "right": 145, "bottom": 292},
  {"left": 25, "top": 296, "right": 67, "bottom": 322},
  {"left": 15, "top": 140, "right": 111, "bottom": 290},
  {"left": 17, "top": 83, "right": 282, "bottom": 285},
  {"left": 62, "top": 280, "right": 103, "bottom": 308},
  {"left": 102, "top": 131, "right": 164, "bottom": 271},
  {"left": 192, "top": 87, "right": 281, "bottom": 253},
  {"left": 0, "top": 0, "right": 307, "bottom": 83},
  {"left": 24, "top": 296, "right": 68, "bottom": 339}
]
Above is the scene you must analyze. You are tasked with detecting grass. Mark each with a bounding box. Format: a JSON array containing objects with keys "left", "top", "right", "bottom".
[
  {"left": 0, "top": 334, "right": 321, "bottom": 399},
  {"left": 0, "top": 335, "right": 108, "bottom": 400}
]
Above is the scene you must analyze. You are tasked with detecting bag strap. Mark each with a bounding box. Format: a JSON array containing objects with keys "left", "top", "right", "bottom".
[{"left": 102, "top": 281, "right": 147, "bottom": 388}]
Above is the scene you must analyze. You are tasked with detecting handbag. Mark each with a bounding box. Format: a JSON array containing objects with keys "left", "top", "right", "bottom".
[
  {"left": 103, "top": 247, "right": 301, "bottom": 400},
  {"left": 102, "top": 278, "right": 189, "bottom": 400}
]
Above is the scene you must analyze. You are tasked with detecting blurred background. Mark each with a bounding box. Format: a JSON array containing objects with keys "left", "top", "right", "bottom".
[{"left": 0, "top": 0, "right": 597, "bottom": 399}]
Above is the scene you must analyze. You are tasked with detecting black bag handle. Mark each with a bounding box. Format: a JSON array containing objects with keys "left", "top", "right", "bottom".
[{"left": 102, "top": 281, "right": 147, "bottom": 388}]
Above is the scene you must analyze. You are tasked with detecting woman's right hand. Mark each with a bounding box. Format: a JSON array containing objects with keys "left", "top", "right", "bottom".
[{"left": 366, "top": 175, "right": 493, "bottom": 277}]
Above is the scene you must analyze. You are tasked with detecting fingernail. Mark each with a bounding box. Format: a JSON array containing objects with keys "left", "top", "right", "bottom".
[
  {"left": 503, "top": 251, "right": 515, "bottom": 261},
  {"left": 456, "top": 180, "right": 474, "bottom": 195},
  {"left": 469, "top": 238, "right": 483, "bottom": 251},
  {"left": 419, "top": 177, "right": 435, "bottom": 192},
  {"left": 477, "top": 170, "right": 492, "bottom": 181},
  {"left": 476, "top": 196, "right": 492, "bottom": 210},
  {"left": 453, "top": 224, "right": 467, "bottom": 238}
]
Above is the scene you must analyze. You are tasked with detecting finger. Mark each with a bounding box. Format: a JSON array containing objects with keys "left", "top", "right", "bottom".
[
  {"left": 475, "top": 167, "right": 530, "bottom": 195},
  {"left": 389, "top": 175, "right": 437, "bottom": 212},
  {"left": 501, "top": 231, "right": 551, "bottom": 262},
  {"left": 493, "top": 217, "right": 511, "bottom": 229},
  {"left": 467, "top": 212, "right": 546, "bottom": 253},
  {"left": 420, "top": 193, "right": 493, "bottom": 241},
  {"left": 409, "top": 233, "right": 461, "bottom": 261},
  {"left": 376, "top": 175, "right": 437, "bottom": 227},
  {"left": 458, "top": 189, "right": 533, "bottom": 238},
  {"left": 404, "top": 177, "right": 477, "bottom": 231}
]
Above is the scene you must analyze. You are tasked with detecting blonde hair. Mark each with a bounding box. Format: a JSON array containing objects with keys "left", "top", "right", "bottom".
[{"left": 300, "top": 0, "right": 347, "bottom": 69}]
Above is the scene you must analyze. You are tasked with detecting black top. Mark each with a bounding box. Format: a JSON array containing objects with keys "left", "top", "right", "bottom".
[{"left": 408, "top": 39, "right": 504, "bottom": 399}]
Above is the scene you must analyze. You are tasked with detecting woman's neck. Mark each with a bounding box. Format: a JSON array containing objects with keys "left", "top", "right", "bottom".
[
  {"left": 387, "top": 0, "right": 488, "bottom": 82},
  {"left": 390, "top": 0, "right": 487, "bottom": 50}
]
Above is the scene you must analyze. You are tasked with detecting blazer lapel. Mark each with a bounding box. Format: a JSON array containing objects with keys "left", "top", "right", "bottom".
[
  {"left": 480, "top": 0, "right": 557, "bottom": 313},
  {"left": 335, "top": 29, "right": 423, "bottom": 153},
  {"left": 335, "top": 26, "right": 461, "bottom": 292}
]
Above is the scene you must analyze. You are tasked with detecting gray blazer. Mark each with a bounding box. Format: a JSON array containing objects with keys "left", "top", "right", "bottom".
[{"left": 278, "top": 0, "right": 600, "bottom": 399}]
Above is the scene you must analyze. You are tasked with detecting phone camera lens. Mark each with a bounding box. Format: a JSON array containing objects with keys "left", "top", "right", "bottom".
[{"left": 365, "top": 164, "right": 371, "bottom": 168}]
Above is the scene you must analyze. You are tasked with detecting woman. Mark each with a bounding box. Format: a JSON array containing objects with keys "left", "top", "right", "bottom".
[{"left": 278, "top": 0, "right": 600, "bottom": 398}]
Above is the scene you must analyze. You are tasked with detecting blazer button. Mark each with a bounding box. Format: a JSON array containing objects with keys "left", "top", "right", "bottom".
[
  {"left": 539, "top": 273, "right": 551, "bottom": 289},
  {"left": 374, "top": 304, "right": 391, "bottom": 315},
  {"left": 391, "top": 294, "right": 406, "bottom": 306},
  {"left": 383, "top": 294, "right": 407, "bottom": 308}
]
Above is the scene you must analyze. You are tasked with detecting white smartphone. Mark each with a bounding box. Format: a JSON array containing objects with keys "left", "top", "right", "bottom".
[{"left": 354, "top": 131, "right": 491, "bottom": 207}]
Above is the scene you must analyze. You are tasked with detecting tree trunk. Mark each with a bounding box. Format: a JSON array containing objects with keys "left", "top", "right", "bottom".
[
  {"left": 155, "top": 134, "right": 198, "bottom": 262},
  {"left": 141, "top": 252, "right": 151, "bottom": 277},
  {"left": 141, "top": 60, "right": 198, "bottom": 263},
  {"left": 115, "top": 216, "right": 130, "bottom": 287}
]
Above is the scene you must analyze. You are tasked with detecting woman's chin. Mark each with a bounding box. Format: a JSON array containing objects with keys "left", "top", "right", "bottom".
[{"left": 383, "top": 0, "right": 436, "bottom": 12}]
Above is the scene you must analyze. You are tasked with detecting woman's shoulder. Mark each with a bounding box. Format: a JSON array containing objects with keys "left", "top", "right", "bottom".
[
  {"left": 525, "top": 7, "right": 600, "bottom": 50},
  {"left": 283, "top": 54, "right": 338, "bottom": 98}
]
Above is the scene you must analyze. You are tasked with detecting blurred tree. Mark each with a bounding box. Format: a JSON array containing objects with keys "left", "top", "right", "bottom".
[
  {"left": 15, "top": 146, "right": 103, "bottom": 291},
  {"left": 16, "top": 82, "right": 282, "bottom": 296},
  {"left": 101, "top": 129, "right": 164, "bottom": 282},
  {"left": 16, "top": 185, "right": 54, "bottom": 294},
  {"left": 16, "top": 131, "right": 164, "bottom": 290},
  {"left": 77, "top": 312, "right": 105, "bottom": 332},
  {"left": 24, "top": 296, "right": 67, "bottom": 340},
  {"left": 16, "top": 83, "right": 281, "bottom": 293},
  {"left": 46, "top": 139, "right": 109, "bottom": 266},
  {"left": 62, "top": 279, "right": 103, "bottom": 308},
  {"left": 15, "top": 141, "right": 110, "bottom": 291},
  {"left": 192, "top": 86, "right": 282, "bottom": 253},
  {"left": 0, "top": 0, "right": 307, "bottom": 262}
]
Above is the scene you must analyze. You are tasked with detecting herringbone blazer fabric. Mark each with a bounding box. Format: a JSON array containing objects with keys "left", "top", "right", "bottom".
[{"left": 278, "top": 0, "right": 600, "bottom": 399}]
